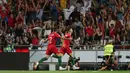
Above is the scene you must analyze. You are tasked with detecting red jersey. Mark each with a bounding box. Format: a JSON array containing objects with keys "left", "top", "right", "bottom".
[
  {"left": 63, "top": 33, "right": 72, "bottom": 47},
  {"left": 109, "top": 28, "right": 115, "bottom": 38},
  {"left": 32, "top": 37, "right": 39, "bottom": 45},
  {"left": 48, "top": 32, "right": 61, "bottom": 45},
  {"left": 86, "top": 26, "right": 94, "bottom": 36},
  {"left": 8, "top": 17, "right": 15, "bottom": 27}
]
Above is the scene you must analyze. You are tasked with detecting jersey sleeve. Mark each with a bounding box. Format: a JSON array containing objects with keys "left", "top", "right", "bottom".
[{"left": 54, "top": 32, "right": 61, "bottom": 38}]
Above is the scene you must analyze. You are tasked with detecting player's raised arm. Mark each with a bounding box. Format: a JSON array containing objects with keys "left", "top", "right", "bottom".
[{"left": 61, "top": 36, "right": 72, "bottom": 40}]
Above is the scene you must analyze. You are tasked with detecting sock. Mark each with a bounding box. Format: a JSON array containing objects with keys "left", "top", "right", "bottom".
[
  {"left": 70, "top": 57, "right": 75, "bottom": 65},
  {"left": 38, "top": 57, "right": 48, "bottom": 63},
  {"left": 58, "top": 56, "right": 62, "bottom": 66},
  {"left": 52, "top": 54, "right": 59, "bottom": 58},
  {"left": 52, "top": 54, "right": 62, "bottom": 66}
]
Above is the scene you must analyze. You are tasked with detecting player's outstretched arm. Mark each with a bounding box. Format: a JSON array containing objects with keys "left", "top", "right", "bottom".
[
  {"left": 55, "top": 32, "right": 72, "bottom": 40},
  {"left": 61, "top": 37, "right": 72, "bottom": 41}
]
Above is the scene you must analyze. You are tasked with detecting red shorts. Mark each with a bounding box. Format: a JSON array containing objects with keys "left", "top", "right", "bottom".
[
  {"left": 46, "top": 44, "right": 59, "bottom": 55},
  {"left": 60, "top": 46, "right": 72, "bottom": 55}
]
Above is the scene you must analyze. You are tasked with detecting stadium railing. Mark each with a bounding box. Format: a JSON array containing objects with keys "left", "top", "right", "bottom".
[{"left": 0, "top": 44, "right": 130, "bottom": 70}]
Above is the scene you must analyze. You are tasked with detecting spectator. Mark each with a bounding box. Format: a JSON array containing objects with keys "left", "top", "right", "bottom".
[
  {"left": 85, "top": 24, "right": 94, "bottom": 44},
  {"left": 22, "top": 35, "right": 30, "bottom": 45},
  {"left": 31, "top": 29, "right": 39, "bottom": 49},
  {"left": 8, "top": 13, "right": 15, "bottom": 28},
  {"left": 69, "top": 7, "right": 81, "bottom": 22},
  {"left": 39, "top": 36, "right": 48, "bottom": 50},
  {"left": 109, "top": 24, "right": 115, "bottom": 39},
  {"left": 73, "top": 18, "right": 83, "bottom": 39},
  {"left": 14, "top": 24, "right": 24, "bottom": 37},
  {"left": 1, "top": 0, "right": 130, "bottom": 50},
  {"left": 50, "top": 0, "right": 58, "bottom": 22},
  {"left": 94, "top": 27, "right": 102, "bottom": 44}
]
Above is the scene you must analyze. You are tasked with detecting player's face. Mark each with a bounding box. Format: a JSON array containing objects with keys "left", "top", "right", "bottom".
[{"left": 69, "top": 28, "right": 73, "bottom": 33}]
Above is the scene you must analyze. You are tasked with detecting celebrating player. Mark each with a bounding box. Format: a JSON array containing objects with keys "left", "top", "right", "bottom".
[
  {"left": 53, "top": 27, "right": 79, "bottom": 70},
  {"left": 33, "top": 27, "right": 70, "bottom": 70}
]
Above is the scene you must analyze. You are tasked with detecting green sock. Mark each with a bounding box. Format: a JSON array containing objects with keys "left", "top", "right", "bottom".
[
  {"left": 38, "top": 57, "right": 48, "bottom": 63},
  {"left": 52, "top": 54, "right": 59, "bottom": 58},
  {"left": 58, "top": 56, "right": 62, "bottom": 66},
  {"left": 70, "top": 57, "right": 75, "bottom": 65},
  {"left": 52, "top": 55, "right": 62, "bottom": 66}
]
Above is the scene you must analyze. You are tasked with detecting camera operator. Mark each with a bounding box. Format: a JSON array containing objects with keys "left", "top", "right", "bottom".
[
  {"left": 66, "top": 57, "right": 80, "bottom": 70},
  {"left": 99, "top": 40, "right": 115, "bottom": 71}
]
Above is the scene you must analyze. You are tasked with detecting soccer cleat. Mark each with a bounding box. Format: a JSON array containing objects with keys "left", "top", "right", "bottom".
[
  {"left": 33, "top": 62, "right": 39, "bottom": 70},
  {"left": 73, "top": 65, "right": 79, "bottom": 70},
  {"left": 59, "top": 66, "right": 66, "bottom": 70}
]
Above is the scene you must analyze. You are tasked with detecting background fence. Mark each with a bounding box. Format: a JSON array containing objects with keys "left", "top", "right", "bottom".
[{"left": 0, "top": 45, "right": 130, "bottom": 70}]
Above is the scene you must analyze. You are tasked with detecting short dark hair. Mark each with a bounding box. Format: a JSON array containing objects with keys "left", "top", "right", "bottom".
[{"left": 64, "top": 26, "right": 72, "bottom": 33}]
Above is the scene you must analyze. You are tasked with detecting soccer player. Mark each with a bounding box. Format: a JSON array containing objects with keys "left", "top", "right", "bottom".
[
  {"left": 33, "top": 28, "right": 69, "bottom": 70},
  {"left": 53, "top": 27, "right": 79, "bottom": 70}
]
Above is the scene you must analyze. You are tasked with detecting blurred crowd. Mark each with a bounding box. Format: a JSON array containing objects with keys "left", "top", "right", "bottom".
[{"left": 0, "top": 0, "right": 130, "bottom": 51}]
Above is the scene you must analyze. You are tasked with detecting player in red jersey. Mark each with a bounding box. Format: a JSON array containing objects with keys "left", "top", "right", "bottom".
[
  {"left": 53, "top": 27, "right": 79, "bottom": 70},
  {"left": 33, "top": 28, "right": 69, "bottom": 70},
  {"left": 60, "top": 28, "right": 73, "bottom": 56}
]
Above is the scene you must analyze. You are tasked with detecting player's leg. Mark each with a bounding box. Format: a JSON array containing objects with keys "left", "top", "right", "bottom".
[
  {"left": 109, "top": 56, "right": 115, "bottom": 71},
  {"left": 68, "top": 53, "right": 75, "bottom": 65},
  {"left": 52, "top": 46, "right": 65, "bottom": 64},
  {"left": 33, "top": 47, "right": 51, "bottom": 70},
  {"left": 52, "top": 46, "right": 65, "bottom": 57},
  {"left": 39, "top": 54, "right": 50, "bottom": 63},
  {"left": 66, "top": 47, "right": 75, "bottom": 65},
  {"left": 33, "top": 54, "right": 50, "bottom": 69},
  {"left": 52, "top": 46, "right": 66, "bottom": 70},
  {"left": 67, "top": 47, "right": 79, "bottom": 69},
  {"left": 58, "top": 47, "right": 75, "bottom": 65},
  {"left": 68, "top": 53, "right": 79, "bottom": 69},
  {"left": 98, "top": 56, "right": 109, "bottom": 71},
  {"left": 98, "top": 66, "right": 107, "bottom": 71}
]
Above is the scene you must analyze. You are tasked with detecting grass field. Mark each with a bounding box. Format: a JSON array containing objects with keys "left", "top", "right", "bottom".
[{"left": 0, "top": 71, "right": 130, "bottom": 73}]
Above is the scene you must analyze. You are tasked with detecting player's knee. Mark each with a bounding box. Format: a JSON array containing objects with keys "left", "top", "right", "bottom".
[
  {"left": 60, "top": 53, "right": 64, "bottom": 56},
  {"left": 45, "top": 57, "right": 48, "bottom": 60},
  {"left": 56, "top": 53, "right": 63, "bottom": 57},
  {"left": 45, "top": 55, "right": 50, "bottom": 59},
  {"left": 69, "top": 56, "right": 74, "bottom": 60},
  {"left": 69, "top": 54, "right": 73, "bottom": 58}
]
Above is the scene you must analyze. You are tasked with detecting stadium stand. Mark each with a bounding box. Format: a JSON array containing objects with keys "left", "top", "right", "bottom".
[{"left": 0, "top": 0, "right": 130, "bottom": 50}]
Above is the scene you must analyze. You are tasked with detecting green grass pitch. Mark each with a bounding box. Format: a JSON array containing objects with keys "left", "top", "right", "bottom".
[{"left": 0, "top": 71, "right": 130, "bottom": 73}]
